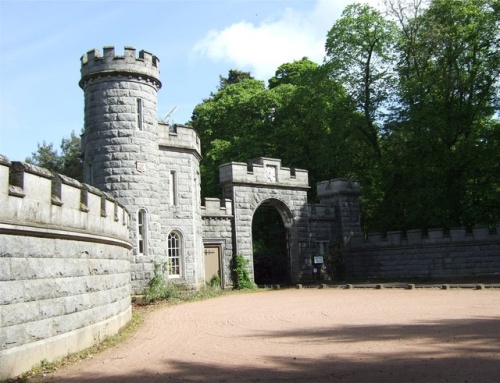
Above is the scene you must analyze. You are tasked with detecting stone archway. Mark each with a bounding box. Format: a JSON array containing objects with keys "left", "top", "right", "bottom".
[
  {"left": 252, "top": 198, "right": 293, "bottom": 285},
  {"left": 219, "top": 158, "right": 311, "bottom": 284}
]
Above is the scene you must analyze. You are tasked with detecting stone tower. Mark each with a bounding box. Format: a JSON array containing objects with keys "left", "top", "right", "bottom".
[
  {"left": 316, "top": 179, "right": 361, "bottom": 242},
  {"left": 80, "top": 46, "right": 203, "bottom": 293}
]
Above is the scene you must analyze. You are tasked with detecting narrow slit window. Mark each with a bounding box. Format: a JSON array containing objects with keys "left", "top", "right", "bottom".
[
  {"left": 137, "top": 209, "right": 147, "bottom": 255},
  {"left": 169, "top": 170, "right": 177, "bottom": 206},
  {"left": 136, "top": 98, "right": 143, "bottom": 130}
]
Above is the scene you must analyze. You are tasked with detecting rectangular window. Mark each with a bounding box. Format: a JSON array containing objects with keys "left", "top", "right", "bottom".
[
  {"left": 136, "top": 98, "right": 143, "bottom": 130},
  {"left": 169, "top": 170, "right": 177, "bottom": 206}
]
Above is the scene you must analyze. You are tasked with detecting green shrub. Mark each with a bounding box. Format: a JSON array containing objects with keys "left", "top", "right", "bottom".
[
  {"left": 231, "top": 253, "right": 256, "bottom": 290},
  {"left": 144, "top": 263, "right": 180, "bottom": 303},
  {"left": 208, "top": 273, "right": 221, "bottom": 288},
  {"left": 323, "top": 242, "right": 346, "bottom": 281}
]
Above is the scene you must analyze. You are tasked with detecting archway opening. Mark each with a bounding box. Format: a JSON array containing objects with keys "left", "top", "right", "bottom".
[{"left": 252, "top": 202, "right": 289, "bottom": 285}]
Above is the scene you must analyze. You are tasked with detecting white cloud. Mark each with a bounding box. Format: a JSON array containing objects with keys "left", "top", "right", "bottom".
[{"left": 191, "top": 0, "right": 383, "bottom": 81}]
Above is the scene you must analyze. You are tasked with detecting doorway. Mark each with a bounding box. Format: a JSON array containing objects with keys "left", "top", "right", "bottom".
[
  {"left": 252, "top": 203, "right": 289, "bottom": 285},
  {"left": 204, "top": 245, "right": 221, "bottom": 286}
]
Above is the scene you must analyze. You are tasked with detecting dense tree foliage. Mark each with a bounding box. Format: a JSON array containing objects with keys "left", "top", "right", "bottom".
[
  {"left": 26, "top": 131, "right": 83, "bottom": 181},
  {"left": 191, "top": 59, "right": 377, "bottom": 204},
  {"left": 192, "top": 0, "right": 499, "bottom": 232},
  {"left": 377, "top": 0, "right": 500, "bottom": 230},
  {"left": 325, "top": 3, "right": 398, "bottom": 158}
]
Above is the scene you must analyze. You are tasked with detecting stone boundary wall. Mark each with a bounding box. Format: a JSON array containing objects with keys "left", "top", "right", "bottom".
[
  {"left": 346, "top": 225, "right": 500, "bottom": 279},
  {"left": 0, "top": 155, "right": 132, "bottom": 380}
]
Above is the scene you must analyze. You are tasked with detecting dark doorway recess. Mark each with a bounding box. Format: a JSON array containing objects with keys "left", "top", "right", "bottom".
[{"left": 252, "top": 204, "right": 289, "bottom": 285}]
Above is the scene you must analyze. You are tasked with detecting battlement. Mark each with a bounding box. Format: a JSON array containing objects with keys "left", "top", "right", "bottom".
[
  {"left": 317, "top": 179, "right": 360, "bottom": 199},
  {"left": 0, "top": 155, "right": 130, "bottom": 241},
  {"left": 80, "top": 46, "right": 161, "bottom": 88},
  {"left": 201, "top": 198, "right": 233, "bottom": 218},
  {"left": 219, "top": 157, "right": 309, "bottom": 189},
  {"left": 158, "top": 122, "right": 202, "bottom": 159},
  {"left": 349, "top": 226, "right": 500, "bottom": 248}
]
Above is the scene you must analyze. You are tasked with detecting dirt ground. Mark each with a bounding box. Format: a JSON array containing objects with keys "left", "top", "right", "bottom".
[{"left": 35, "top": 288, "right": 500, "bottom": 383}]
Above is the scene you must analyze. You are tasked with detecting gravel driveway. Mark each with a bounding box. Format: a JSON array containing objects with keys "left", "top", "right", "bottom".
[{"left": 36, "top": 288, "right": 500, "bottom": 383}]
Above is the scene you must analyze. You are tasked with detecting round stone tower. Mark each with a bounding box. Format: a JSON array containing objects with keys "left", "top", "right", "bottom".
[{"left": 79, "top": 46, "right": 163, "bottom": 274}]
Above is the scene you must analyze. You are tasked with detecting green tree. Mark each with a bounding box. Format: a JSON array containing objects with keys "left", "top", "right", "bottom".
[
  {"left": 191, "top": 76, "right": 267, "bottom": 198},
  {"left": 59, "top": 131, "right": 84, "bottom": 180},
  {"left": 26, "top": 141, "right": 61, "bottom": 172},
  {"left": 379, "top": 0, "right": 500, "bottom": 229},
  {"left": 268, "top": 57, "right": 318, "bottom": 88},
  {"left": 325, "top": 3, "right": 398, "bottom": 158},
  {"left": 192, "top": 65, "right": 368, "bottom": 205},
  {"left": 26, "top": 131, "right": 83, "bottom": 181},
  {"left": 218, "top": 69, "right": 254, "bottom": 89}
]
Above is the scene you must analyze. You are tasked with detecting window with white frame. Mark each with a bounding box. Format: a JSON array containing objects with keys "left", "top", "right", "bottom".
[
  {"left": 137, "top": 209, "right": 147, "bottom": 255},
  {"left": 167, "top": 231, "right": 181, "bottom": 277}
]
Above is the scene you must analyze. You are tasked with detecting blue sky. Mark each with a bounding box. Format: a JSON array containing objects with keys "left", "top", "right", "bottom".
[{"left": 0, "top": 0, "right": 377, "bottom": 161}]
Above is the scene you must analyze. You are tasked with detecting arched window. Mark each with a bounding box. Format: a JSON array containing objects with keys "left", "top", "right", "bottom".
[
  {"left": 137, "top": 209, "right": 147, "bottom": 255},
  {"left": 167, "top": 231, "right": 181, "bottom": 277}
]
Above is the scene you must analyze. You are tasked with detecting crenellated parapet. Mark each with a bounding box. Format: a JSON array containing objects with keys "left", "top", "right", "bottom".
[
  {"left": 317, "top": 178, "right": 360, "bottom": 201},
  {"left": 0, "top": 155, "right": 130, "bottom": 242},
  {"left": 219, "top": 157, "right": 309, "bottom": 189},
  {"left": 201, "top": 198, "right": 233, "bottom": 219},
  {"left": 158, "top": 122, "right": 202, "bottom": 160},
  {"left": 349, "top": 226, "right": 500, "bottom": 248},
  {"left": 80, "top": 46, "right": 161, "bottom": 89},
  {"left": 346, "top": 225, "right": 500, "bottom": 279}
]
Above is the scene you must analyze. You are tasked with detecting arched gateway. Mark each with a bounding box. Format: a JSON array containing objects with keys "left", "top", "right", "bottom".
[
  {"left": 219, "top": 158, "right": 311, "bottom": 283},
  {"left": 76, "top": 47, "right": 361, "bottom": 292}
]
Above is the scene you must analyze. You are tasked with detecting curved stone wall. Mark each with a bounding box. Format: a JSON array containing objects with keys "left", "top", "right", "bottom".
[{"left": 0, "top": 155, "right": 132, "bottom": 380}]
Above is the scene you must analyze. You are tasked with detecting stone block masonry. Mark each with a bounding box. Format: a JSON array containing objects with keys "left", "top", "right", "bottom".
[
  {"left": 0, "top": 155, "right": 132, "bottom": 380},
  {"left": 346, "top": 226, "right": 500, "bottom": 279},
  {"left": 202, "top": 198, "right": 234, "bottom": 287}
]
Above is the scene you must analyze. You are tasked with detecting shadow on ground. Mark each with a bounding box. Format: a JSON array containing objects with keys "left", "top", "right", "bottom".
[{"left": 35, "top": 317, "right": 500, "bottom": 383}]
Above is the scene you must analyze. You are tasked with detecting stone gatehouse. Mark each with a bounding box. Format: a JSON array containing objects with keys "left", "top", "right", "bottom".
[{"left": 79, "top": 46, "right": 361, "bottom": 293}]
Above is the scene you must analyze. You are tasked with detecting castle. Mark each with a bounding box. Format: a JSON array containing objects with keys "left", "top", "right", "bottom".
[
  {"left": 2, "top": 46, "right": 497, "bottom": 379},
  {"left": 79, "top": 46, "right": 361, "bottom": 294}
]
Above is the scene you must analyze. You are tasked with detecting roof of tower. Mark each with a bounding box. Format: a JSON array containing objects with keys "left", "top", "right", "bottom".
[{"left": 79, "top": 46, "right": 161, "bottom": 89}]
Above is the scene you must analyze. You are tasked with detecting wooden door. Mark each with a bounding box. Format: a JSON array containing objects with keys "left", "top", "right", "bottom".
[{"left": 204, "top": 246, "right": 221, "bottom": 284}]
